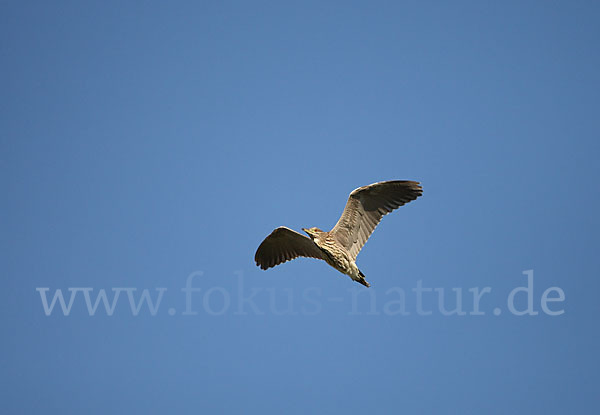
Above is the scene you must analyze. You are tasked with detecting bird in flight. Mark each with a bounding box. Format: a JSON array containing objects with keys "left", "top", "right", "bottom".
[{"left": 254, "top": 180, "right": 422, "bottom": 287}]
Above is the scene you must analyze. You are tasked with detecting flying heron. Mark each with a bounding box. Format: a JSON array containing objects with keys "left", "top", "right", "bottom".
[{"left": 254, "top": 180, "right": 422, "bottom": 287}]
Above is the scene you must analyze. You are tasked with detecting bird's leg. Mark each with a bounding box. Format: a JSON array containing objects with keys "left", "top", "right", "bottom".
[{"left": 356, "top": 270, "right": 370, "bottom": 287}]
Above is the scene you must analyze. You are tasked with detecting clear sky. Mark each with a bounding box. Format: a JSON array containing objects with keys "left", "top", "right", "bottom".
[{"left": 2, "top": 1, "right": 599, "bottom": 414}]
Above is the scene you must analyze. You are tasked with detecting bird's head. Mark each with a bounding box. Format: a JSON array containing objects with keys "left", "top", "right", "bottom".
[{"left": 302, "top": 227, "right": 323, "bottom": 239}]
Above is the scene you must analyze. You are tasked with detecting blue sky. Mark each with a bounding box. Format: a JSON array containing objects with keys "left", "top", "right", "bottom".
[{"left": 2, "top": 1, "right": 599, "bottom": 413}]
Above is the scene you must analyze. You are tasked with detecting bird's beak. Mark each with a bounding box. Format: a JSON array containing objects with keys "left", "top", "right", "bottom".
[{"left": 301, "top": 228, "right": 306, "bottom": 232}]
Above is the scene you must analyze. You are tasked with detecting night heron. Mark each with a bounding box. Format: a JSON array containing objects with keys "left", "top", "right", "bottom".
[{"left": 254, "top": 180, "right": 422, "bottom": 287}]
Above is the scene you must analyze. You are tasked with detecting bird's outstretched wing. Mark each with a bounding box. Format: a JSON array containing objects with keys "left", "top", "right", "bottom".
[
  {"left": 255, "top": 226, "right": 326, "bottom": 270},
  {"left": 331, "top": 180, "right": 422, "bottom": 260}
]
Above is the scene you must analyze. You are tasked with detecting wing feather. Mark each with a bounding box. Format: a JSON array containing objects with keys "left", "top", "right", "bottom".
[
  {"left": 255, "top": 226, "right": 326, "bottom": 270},
  {"left": 331, "top": 180, "right": 422, "bottom": 260}
]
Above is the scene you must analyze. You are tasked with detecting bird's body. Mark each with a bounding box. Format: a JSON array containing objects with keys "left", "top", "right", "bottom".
[
  {"left": 254, "top": 180, "right": 422, "bottom": 287},
  {"left": 310, "top": 229, "right": 364, "bottom": 285}
]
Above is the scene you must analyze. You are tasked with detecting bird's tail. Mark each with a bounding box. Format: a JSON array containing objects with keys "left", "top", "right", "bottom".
[{"left": 357, "top": 270, "right": 370, "bottom": 288}]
